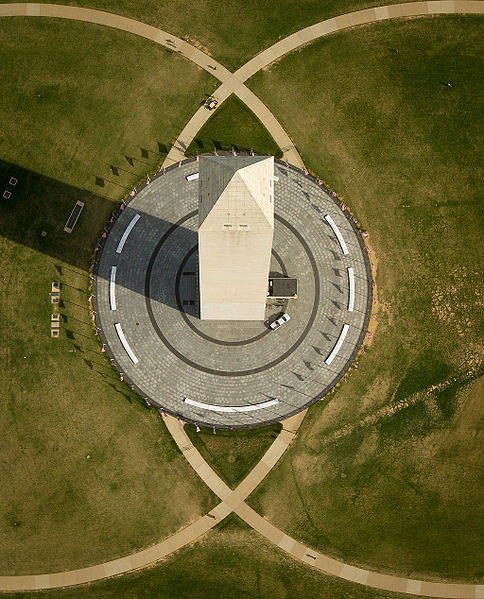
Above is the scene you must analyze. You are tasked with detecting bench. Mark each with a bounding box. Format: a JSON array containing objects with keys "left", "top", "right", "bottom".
[
  {"left": 325, "top": 323, "right": 349, "bottom": 365},
  {"left": 114, "top": 322, "right": 139, "bottom": 364},
  {"left": 324, "top": 214, "right": 349, "bottom": 255},
  {"left": 183, "top": 397, "right": 279, "bottom": 413},
  {"left": 64, "top": 200, "right": 85, "bottom": 233},
  {"left": 116, "top": 213, "right": 140, "bottom": 254},
  {"left": 109, "top": 266, "right": 117, "bottom": 310},
  {"left": 50, "top": 313, "right": 60, "bottom": 338},
  {"left": 347, "top": 267, "right": 355, "bottom": 312}
]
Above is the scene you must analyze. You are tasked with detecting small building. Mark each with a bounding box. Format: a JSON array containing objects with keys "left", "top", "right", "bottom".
[{"left": 268, "top": 277, "right": 298, "bottom": 299}]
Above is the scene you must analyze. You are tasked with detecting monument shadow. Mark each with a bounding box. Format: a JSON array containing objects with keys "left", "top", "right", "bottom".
[{"left": 0, "top": 158, "right": 199, "bottom": 315}]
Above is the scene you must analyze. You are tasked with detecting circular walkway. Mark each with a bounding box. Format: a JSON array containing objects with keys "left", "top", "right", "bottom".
[
  {"left": 94, "top": 157, "right": 371, "bottom": 428},
  {"left": 1, "top": 2, "right": 483, "bottom": 596}
]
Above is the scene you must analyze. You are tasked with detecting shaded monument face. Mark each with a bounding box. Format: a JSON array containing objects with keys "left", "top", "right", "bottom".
[{"left": 198, "top": 155, "right": 275, "bottom": 320}]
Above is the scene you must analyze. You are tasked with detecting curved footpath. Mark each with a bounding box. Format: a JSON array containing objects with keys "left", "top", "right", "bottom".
[
  {"left": 1, "top": 410, "right": 481, "bottom": 597},
  {"left": 164, "top": 0, "right": 484, "bottom": 170},
  {"left": 166, "top": 414, "right": 483, "bottom": 599},
  {"left": 0, "top": 411, "right": 305, "bottom": 592},
  {"left": 1, "top": 2, "right": 483, "bottom": 596},
  {"left": 0, "top": 2, "right": 303, "bottom": 168},
  {"left": 1, "top": 2, "right": 483, "bottom": 171}
]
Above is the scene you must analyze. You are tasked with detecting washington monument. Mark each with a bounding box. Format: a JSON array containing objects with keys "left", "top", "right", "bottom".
[{"left": 198, "top": 155, "right": 275, "bottom": 320}]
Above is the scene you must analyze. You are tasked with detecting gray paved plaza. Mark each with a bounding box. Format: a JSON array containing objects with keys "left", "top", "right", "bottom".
[{"left": 94, "top": 156, "right": 372, "bottom": 428}]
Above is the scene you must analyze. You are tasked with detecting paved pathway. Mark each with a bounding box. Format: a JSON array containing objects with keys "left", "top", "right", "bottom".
[
  {"left": 1, "top": 2, "right": 484, "bottom": 596},
  {"left": 1, "top": 408, "right": 482, "bottom": 596},
  {"left": 2, "top": 1, "right": 482, "bottom": 171},
  {"left": 0, "top": 2, "right": 303, "bottom": 168},
  {"left": 0, "top": 411, "right": 304, "bottom": 592},
  {"left": 165, "top": 0, "right": 484, "bottom": 170},
  {"left": 163, "top": 415, "right": 484, "bottom": 599}
]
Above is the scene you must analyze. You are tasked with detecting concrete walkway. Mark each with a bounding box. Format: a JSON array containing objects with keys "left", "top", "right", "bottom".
[
  {"left": 0, "top": 2, "right": 303, "bottom": 168},
  {"left": 164, "top": 415, "right": 483, "bottom": 599},
  {"left": 165, "top": 0, "right": 484, "bottom": 170},
  {"left": 1, "top": 2, "right": 484, "bottom": 595},
  {"left": 4, "top": 2, "right": 482, "bottom": 170},
  {"left": 0, "top": 409, "right": 482, "bottom": 596},
  {"left": 0, "top": 411, "right": 304, "bottom": 592}
]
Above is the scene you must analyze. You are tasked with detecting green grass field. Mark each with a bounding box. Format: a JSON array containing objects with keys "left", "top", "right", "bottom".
[
  {"left": 185, "top": 422, "right": 282, "bottom": 487},
  {"left": 186, "top": 95, "right": 282, "bottom": 158},
  {"left": 0, "top": 17, "right": 216, "bottom": 200},
  {"left": 246, "top": 16, "right": 484, "bottom": 581},
  {"left": 0, "top": 160, "right": 217, "bottom": 574},
  {"left": 2, "top": 0, "right": 419, "bottom": 70},
  {"left": 0, "top": 18, "right": 218, "bottom": 574},
  {"left": 0, "top": 5, "right": 482, "bottom": 597},
  {"left": 2, "top": 517, "right": 411, "bottom": 599}
]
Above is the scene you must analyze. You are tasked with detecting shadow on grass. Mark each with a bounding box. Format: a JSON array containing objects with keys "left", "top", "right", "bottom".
[
  {"left": 0, "top": 159, "right": 116, "bottom": 270},
  {"left": 0, "top": 158, "right": 199, "bottom": 315}
]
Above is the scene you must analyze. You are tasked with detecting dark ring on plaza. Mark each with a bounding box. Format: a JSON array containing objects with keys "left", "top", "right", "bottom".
[{"left": 145, "top": 212, "right": 320, "bottom": 376}]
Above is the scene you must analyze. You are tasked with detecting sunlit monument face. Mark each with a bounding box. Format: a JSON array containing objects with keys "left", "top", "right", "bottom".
[{"left": 198, "top": 155, "right": 275, "bottom": 321}]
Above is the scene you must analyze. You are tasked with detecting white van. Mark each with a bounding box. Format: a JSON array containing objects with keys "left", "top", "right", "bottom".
[{"left": 270, "top": 313, "right": 290, "bottom": 330}]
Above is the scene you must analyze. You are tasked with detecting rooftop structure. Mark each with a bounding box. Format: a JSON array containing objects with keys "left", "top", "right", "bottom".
[{"left": 268, "top": 277, "right": 298, "bottom": 299}]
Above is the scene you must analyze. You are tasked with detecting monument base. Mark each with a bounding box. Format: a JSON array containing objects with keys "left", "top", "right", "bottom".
[{"left": 200, "top": 302, "right": 266, "bottom": 321}]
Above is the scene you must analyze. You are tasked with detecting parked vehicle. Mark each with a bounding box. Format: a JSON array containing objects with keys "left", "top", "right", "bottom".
[
  {"left": 206, "top": 97, "right": 218, "bottom": 110},
  {"left": 270, "top": 313, "right": 290, "bottom": 330}
]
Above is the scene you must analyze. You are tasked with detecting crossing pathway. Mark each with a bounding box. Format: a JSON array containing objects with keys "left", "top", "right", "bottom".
[
  {"left": 0, "top": 2, "right": 483, "bottom": 595},
  {"left": 2, "top": 1, "right": 482, "bottom": 170},
  {"left": 0, "top": 411, "right": 305, "bottom": 592},
  {"left": 164, "top": 414, "right": 484, "bottom": 599},
  {"left": 0, "top": 406, "right": 482, "bottom": 596}
]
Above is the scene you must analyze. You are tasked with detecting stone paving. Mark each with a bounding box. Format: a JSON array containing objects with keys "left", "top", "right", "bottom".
[
  {"left": 94, "top": 157, "right": 372, "bottom": 428},
  {"left": 1, "top": 2, "right": 483, "bottom": 595}
]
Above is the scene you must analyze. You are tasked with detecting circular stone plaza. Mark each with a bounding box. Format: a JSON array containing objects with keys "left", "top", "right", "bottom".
[{"left": 94, "top": 155, "right": 372, "bottom": 428}]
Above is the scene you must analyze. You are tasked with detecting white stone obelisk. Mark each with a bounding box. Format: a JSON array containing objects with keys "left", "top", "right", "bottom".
[{"left": 198, "top": 155, "right": 274, "bottom": 320}]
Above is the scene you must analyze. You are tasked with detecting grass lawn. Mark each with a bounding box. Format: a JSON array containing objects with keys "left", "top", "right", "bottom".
[
  {"left": 1, "top": 6, "right": 482, "bottom": 593},
  {"left": 186, "top": 95, "right": 282, "bottom": 158},
  {"left": 185, "top": 422, "right": 282, "bottom": 488},
  {"left": 0, "top": 17, "right": 216, "bottom": 201},
  {"left": 2, "top": 0, "right": 422, "bottom": 70},
  {"left": 0, "top": 160, "right": 216, "bottom": 574},
  {"left": 2, "top": 517, "right": 411, "bottom": 599},
  {"left": 0, "top": 17, "right": 218, "bottom": 571},
  {"left": 246, "top": 16, "right": 484, "bottom": 581}
]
